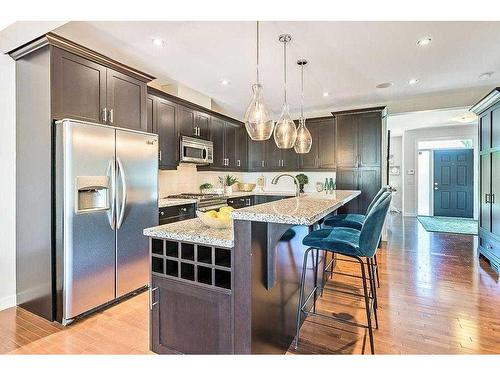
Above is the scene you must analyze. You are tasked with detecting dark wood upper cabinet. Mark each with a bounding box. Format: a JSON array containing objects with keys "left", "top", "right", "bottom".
[
  {"left": 335, "top": 115, "right": 358, "bottom": 168},
  {"left": 178, "top": 106, "right": 197, "bottom": 137},
  {"left": 224, "top": 123, "right": 237, "bottom": 168},
  {"left": 195, "top": 112, "right": 210, "bottom": 139},
  {"left": 265, "top": 138, "right": 282, "bottom": 170},
  {"left": 148, "top": 93, "right": 178, "bottom": 169},
  {"left": 51, "top": 47, "right": 107, "bottom": 123},
  {"left": 106, "top": 68, "right": 147, "bottom": 131},
  {"left": 491, "top": 105, "right": 500, "bottom": 149},
  {"left": 480, "top": 112, "right": 491, "bottom": 152},
  {"left": 210, "top": 117, "right": 226, "bottom": 168},
  {"left": 235, "top": 125, "right": 248, "bottom": 170},
  {"left": 248, "top": 139, "right": 265, "bottom": 170},
  {"left": 358, "top": 113, "right": 381, "bottom": 167},
  {"left": 299, "top": 123, "right": 319, "bottom": 169},
  {"left": 281, "top": 147, "right": 299, "bottom": 170},
  {"left": 316, "top": 118, "right": 336, "bottom": 169}
]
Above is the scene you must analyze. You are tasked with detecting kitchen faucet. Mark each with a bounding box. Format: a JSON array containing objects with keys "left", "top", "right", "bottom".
[{"left": 271, "top": 174, "right": 301, "bottom": 197}]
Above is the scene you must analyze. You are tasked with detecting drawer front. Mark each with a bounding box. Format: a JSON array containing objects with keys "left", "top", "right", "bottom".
[
  {"left": 227, "top": 196, "right": 253, "bottom": 209},
  {"left": 479, "top": 233, "right": 500, "bottom": 265},
  {"left": 159, "top": 204, "right": 195, "bottom": 224}
]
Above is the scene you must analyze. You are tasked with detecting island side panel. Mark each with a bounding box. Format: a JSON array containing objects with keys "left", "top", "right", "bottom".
[{"left": 233, "top": 219, "right": 252, "bottom": 354}]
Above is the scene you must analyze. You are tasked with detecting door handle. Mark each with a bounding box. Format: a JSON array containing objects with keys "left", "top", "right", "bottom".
[
  {"left": 149, "top": 286, "right": 159, "bottom": 309},
  {"left": 109, "top": 109, "right": 114, "bottom": 124},
  {"left": 106, "top": 158, "right": 116, "bottom": 230},
  {"left": 102, "top": 107, "right": 108, "bottom": 123},
  {"left": 116, "top": 157, "right": 127, "bottom": 229}
]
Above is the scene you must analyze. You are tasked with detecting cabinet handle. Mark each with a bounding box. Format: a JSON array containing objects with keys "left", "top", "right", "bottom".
[
  {"left": 237, "top": 160, "right": 241, "bottom": 167},
  {"left": 261, "top": 160, "right": 265, "bottom": 168},
  {"left": 227, "top": 158, "right": 230, "bottom": 166},
  {"left": 159, "top": 151, "right": 162, "bottom": 161},
  {"left": 149, "top": 286, "right": 159, "bottom": 309},
  {"left": 194, "top": 127, "right": 198, "bottom": 136},
  {"left": 102, "top": 107, "right": 108, "bottom": 122},
  {"left": 492, "top": 194, "right": 496, "bottom": 204},
  {"left": 180, "top": 207, "right": 187, "bottom": 212},
  {"left": 109, "top": 109, "right": 114, "bottom": 124},
  {"left": 486, "top": 194, "right": 490, "bottom": 203},
  {"left": 160, "top": 211, "right": 164, "bottom": 216}
]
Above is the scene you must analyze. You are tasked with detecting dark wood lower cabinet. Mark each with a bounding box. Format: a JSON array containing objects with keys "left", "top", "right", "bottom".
[{"left": 150, "top": 276, "right": 232, "bottom": 354}]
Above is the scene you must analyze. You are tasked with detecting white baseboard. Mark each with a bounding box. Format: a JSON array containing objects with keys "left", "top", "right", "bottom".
[{"left": 0, "top": 294, "right": 16, "bottom": 312}]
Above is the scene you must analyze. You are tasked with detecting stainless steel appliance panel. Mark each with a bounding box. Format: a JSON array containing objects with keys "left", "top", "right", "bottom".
[
  {"left": 115, "top": 130, "right": 158, "bottom": 297},
  {"left": 180, "top": 136, "right": 213, "bottom": 164},
  {"left": 60, "top": 120, "right": 117, "bottom": 320}
]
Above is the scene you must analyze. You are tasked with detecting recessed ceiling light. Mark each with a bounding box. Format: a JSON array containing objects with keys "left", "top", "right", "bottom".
[
  {"left": 376, "top": 82, "right": 393, "bottom": 89},
  {"left": 452, "top": 112, "right": 478, "bottom": 123},
  {"left": 478, "top": 72, "right": 494, "bottom": 80},
  {"left": 152, "top": 38, "right": 165, "bottom": 47},
  {"left": 408, "top": 78, "right": 419, "bottom": 85},
  {"left": 220, "top": 79, "right": 230, "bottom": 86},
  {"left": 323, "top": 92, "right": 329, "bottom": 97},
  {"left": 416, "top": 37, "right": 432, "bottom": 47}
]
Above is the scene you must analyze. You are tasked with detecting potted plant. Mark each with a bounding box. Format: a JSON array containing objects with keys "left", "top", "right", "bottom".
[
  {"left": 199, "top": 183, "right": 213, "bottom": 194},
  {"left": 219, "top": 175, "right": 238, "bottom": 195},
  {"left": 295, "top": 173, "right": 309, "bottom": 194}
]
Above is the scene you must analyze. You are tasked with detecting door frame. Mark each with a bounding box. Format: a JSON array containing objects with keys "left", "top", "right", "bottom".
[{"left": 414, "top": 134, "right": 478, "bottom": 219}]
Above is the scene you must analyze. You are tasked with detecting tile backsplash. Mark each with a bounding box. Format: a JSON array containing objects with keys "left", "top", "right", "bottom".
[{"left": 158, "top": 163, "right": 336, "bottom": 197}]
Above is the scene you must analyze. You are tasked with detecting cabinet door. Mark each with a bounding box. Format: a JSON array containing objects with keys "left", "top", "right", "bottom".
[
  {"left": 358, "top": 167, "right": 381, "bottom": 214},
  {"left": 336, "top": 168, "right": 359, "bottom": 214},
  {"left": 336, "top": 115, "right": 358, "bottom": 168},
  {"left": 150, "top": 276, "right": 232, "bottom": 354},
  {"left": 224, "top": 123, "right": 237, "bottom": 168},
  {"left": 178, "top": 106, "right": 197, "bottom": 137},
  {"left": 106, "top": 68, "right": 147, "bottom": 131},
  {"left": 299, "top": 122, "right": 318, "bottom": 169},
  {"left": 492, "top": 106, "right": 500, "bottom": 149},
  {"left": 195, "top": 112, "right": 210, "bottom": 139},
  {"left": 235, "top": 125, "right": 248, "bottom": 170},
  {"left": 146, "top": 94, "right": 154, "bottom": 134},
  {"left": 480, "top": 112, "right": 491, "bottom": 152},
  {"left": 156, "top": 97, "right": 178, "bottom": 169},
  {"left": 481, "top": 154, "right": 491, "bottom": 232},
  {"left": 210, "top": 117, "right": 226, "bottom": 168},
  {"left": 51, "top": 47, "right": 107, "bottom": 123},
  {"left": 491, "top": 152, "right": 500, "bottom": 236},
  {"left": 248, "top": 140, "right": 265, "bottom": 170},
  {"left": 316, "top": 119, "right": 336, "bottom": 169},
  {"left": 265, "top": 138, "right": 282, "bottom": 170},
  {"left": 282, "top": 147, "right": 299, "bottom": 170},
  {"left": 358, "top": 113, "right": 381, "bottom": 167}
]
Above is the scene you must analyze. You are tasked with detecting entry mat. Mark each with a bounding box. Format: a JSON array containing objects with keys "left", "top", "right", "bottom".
[{"left": 417, "top": 215, "right": 478, "bottom": 235}]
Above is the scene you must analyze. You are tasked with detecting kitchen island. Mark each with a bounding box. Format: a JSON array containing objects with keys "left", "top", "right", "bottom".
[{"left": 144, "top": 190, "right": 360, "bottom": 354}]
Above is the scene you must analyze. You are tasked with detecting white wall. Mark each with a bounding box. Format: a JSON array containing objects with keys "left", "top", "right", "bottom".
[
  {"left": 388, "top": 136, "right": 403, "bottom": 211},
  {"left": 402, "top": 125, "right": 478, "bottom": 217},
  {"left": 0, "top": 54, "right": 16, "bottom": 310}
]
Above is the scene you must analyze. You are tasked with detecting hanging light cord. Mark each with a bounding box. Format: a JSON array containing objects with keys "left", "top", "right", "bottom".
[
  {"left": 283, "top": 39, "right": 287, "bottom": 104},
  {"left": 300, "top": 63, "right": 304, "bottom": 119},
  {"left": 256, "top": 21, "right": 260, "bottom": 84}
]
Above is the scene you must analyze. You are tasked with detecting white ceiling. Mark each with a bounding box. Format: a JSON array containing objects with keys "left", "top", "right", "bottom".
[
  {"left": 387, "top": 107, "right": 477, "bottom": 136},
  {"left": 52, "top": 21, "right": 500, "bottom": 119}
]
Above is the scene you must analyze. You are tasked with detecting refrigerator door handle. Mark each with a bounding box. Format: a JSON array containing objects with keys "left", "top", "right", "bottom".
[
  {"left": 106, "top": 158, "right": 116, "bottom": 230},
  {"left": 116, "top": 157, "right": 128, "bottom": 229}
]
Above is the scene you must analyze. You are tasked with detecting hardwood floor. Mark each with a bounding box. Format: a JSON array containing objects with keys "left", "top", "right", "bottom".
[{"left": 1, "top": 214, "right": 499, "bottom": 354}]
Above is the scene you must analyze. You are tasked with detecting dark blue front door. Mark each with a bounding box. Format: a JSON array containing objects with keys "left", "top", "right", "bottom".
[{"left": 433, "top": 149, "right": 474, "bottom": 218}]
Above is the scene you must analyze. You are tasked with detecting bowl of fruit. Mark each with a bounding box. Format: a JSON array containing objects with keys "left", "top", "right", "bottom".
[{"left": 196, "top": 206, "right": 235, "bottom": 229}]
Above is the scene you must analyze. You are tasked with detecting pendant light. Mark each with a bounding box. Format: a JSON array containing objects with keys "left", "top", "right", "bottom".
[
  {"left": 294, "top": 59, "right": 312, "bottom": 154},
  {"left": 274, "top": 34, "right": 297, "bottom": 149},
  {"left": 244, "top": 21, "right": 274, "bottom": 141}
]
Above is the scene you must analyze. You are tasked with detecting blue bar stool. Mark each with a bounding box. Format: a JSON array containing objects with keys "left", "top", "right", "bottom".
[
  {"left": 294, "top": 192, "right": 392, "bottom": 354},
  {"left": 323, "top": 187, "right": 390, "bottom": 288}
]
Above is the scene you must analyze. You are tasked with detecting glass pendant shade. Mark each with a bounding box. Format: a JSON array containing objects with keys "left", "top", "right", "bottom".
[
  {"left": 274, "top": 103, "right": 297, "bottom": 148},
  {"left": 244, "top": 84, "right": 274, "bottom": 140},
  {"left": 294, "top": 117, "right": 312, "bottom": 153}
]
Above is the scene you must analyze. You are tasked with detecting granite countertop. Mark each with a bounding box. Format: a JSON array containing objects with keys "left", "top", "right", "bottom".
[
  {"left": 158, "top": 198, "right": 197, "bottom": 208},
  {"left": 231, "top": 190, "right": 361, "bottom": 226},
  {"left": 144, "top": 218, "right": 233, "bottom": 248}
]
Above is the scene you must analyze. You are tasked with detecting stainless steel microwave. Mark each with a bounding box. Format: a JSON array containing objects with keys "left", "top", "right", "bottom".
[{"left": 180, "top": 136, "right": 214, "bottom": 165}]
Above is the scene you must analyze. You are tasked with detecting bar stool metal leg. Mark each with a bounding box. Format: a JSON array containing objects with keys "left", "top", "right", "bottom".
[
  {"left": 367, "top": 257, "right": 379, "bottom": 329},
  {"left": 359, "top": 257, "right": 375, "bottom": 354},
  {"left": 374, "top": 254, "right": 380, "bottom": 288},
  {"left": 294, "top": 247, "right": 313, "bottom": 349}
]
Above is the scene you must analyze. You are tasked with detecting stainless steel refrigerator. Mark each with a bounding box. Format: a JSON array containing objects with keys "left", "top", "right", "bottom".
[{"left": 54, "top": 119, "right": 158, "bottom": 324}]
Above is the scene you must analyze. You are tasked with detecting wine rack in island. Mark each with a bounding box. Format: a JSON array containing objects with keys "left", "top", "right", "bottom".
[{"left": 149, "top": 237, "right": 234, "bottom": 354}]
